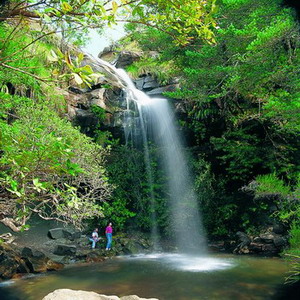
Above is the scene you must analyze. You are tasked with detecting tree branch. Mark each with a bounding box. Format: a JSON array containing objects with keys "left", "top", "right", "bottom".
[
  {"left": 0, "top": 217, "right": 25, "bottom": 232},
  {"left": 0, "top": 62, "right": 52, "bottom": 82}
]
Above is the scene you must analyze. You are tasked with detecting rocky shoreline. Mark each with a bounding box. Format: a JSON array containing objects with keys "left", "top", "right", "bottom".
[
  {"left": 0, "top": 227, "right": 154, "bottom": 281},
  {"left": 0, "top": 222, "right": 290, "bottom": 282}
]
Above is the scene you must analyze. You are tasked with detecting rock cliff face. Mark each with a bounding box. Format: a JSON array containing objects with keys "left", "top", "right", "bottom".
[{"left": 66, "top": 51, "right": 179, "bottom": 139}]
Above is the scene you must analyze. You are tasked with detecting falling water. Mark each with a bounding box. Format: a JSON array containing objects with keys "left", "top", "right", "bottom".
[
  {"left": 117, "top": 69, "right": 160, "bottom": 250},
  {"left": 93, "top": 57, "right": 206, "bottom": 254},
  {"left": 144, "top": 98, "right": 207, "bottom": 254}
]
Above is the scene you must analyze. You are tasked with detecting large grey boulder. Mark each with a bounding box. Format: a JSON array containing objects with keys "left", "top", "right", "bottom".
[
  {"left": 42, "top": 289, "right": 159, "bottom": 300},
  {"left": 22, "top": 247, "right": 46, "bottom": 259},
  {"left": 88, "top": 88, "right": 107, "bottom": 109}
]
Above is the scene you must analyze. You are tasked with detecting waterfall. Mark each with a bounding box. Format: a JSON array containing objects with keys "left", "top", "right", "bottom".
[{"left": 94, "top": 57, "right": 207, "bottom": 254}]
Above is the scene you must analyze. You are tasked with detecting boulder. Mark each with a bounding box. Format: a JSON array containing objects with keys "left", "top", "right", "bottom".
[
  {"left": 67, "top": 105, "right": 77, "bottom": 119},
  {"left": 273, "top": 236, "right": 288, "bottom": 248},
  {"left": 74, "top": 108, "right": 98, "bottom": 129},
  {"left": 0, "top": 243, "right": 29, "bottom": 279},
  {"left": 22, "top": 247, "right": 47, "bottom": 272},
  {"left": 272, "top": 224, "right": 286, "bottom": 234},
  {"left": 146, "top": 84, "right": 178, "bottom": 97},
  {"left": 261, "top": 243, "right": 278, "bottom": 253},
  {"left": 134, "top": 78, "right": 144, "bottom": 90},
  {"left": 208, "top": 241, "right": 225, "bottom": 252},
  {"left": 259, "top": 233, "right": 276, "bottom": 244},
  {"left": 233, "top": 231, "right": 251, "bottom": 254},
  {"left": 70, "top": 231, "right": 82, "bottom": 241},
  {"left": 48, "top": 228, "right": 73, "bottom": 240},
  {"left": 66, "top": 91, "right": 89, "bottom": 109},
  {"left": 0, "top": 243, "right": 62, "bottom": 279},
  {"left": 118, "top": 238, "right": 145, "bottom": 255},
  {"left": 22, "top": 247, "right": 46, "bottom": 259},
  {"left": 143, "top": 80, "right": 160, "bottom": 90},
  {"left": 88, "top": 88, "right": 107, "bottom": 110},
  {"left": 253, "top": 237, "right": 263, "bottom": 243},
  {"left": 115, "top": 51, "right": 141, "bottom": 69},
  {"left": 21, "top": 247, "right": 64, "bottom": 273},
  {"left": 42, "top": 289, "right": 159, "bottom": 300},
  {"left": 248, "top": 242, "right": 263, "bottom": 252},
  {"left": 98, "top": 45, "right": 118, "bottom": 63},
  {"left": 53, "top": 244, "right": 77, "bottom": 256}
]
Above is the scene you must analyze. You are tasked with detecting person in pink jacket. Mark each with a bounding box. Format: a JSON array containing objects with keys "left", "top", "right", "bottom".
[{"left": 105, "top": 222, "right": 113, "bottom": 250}]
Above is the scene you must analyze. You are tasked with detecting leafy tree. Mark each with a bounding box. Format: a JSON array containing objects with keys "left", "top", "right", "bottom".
[
  {"left": 0, "top": 93, "right": 111, "bottom": 231},
  {"left": 1, "top": 1, "right": 216, "bottom": 42},
  {"left": 0, "top": 0, "right": 217, "bottom": 82}
]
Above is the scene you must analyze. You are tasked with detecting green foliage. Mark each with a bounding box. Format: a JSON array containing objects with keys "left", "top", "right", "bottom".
[
  {"left": 48, "top": 50, "right": 103, "bottom": 87},
  {"left": 0, "top": 23, "right": 52, "bottom": 95},
  {"left": 288, "top": 223, "right": 300, "bottom": 255},
  {"left": 124, "top": 0, "right": 300, "bottom": 238},
  {"left": 0, "top": 0, "right": 218, "bottom": 88},
  {"left": 255, "top": 174, "right": 291, "bottom": 198},
  {"left": 247, "top": 174, "right": 300, "bottom": 227},
  {"left": 90, "top": 105, "right": 106, "bottom": 122},
  {"left": 284, "top": 223, "right": 300, "bottom": 284},
  {"left": 0, "top": 92, "right": 111, "bottom": 230},
  {"left": 2, "top": 1, "right": 217, "bottom": 46},
  {"left": 88, "top": 105, "right": 118, "bottom": 147},
  {"left": 106, "top": 145, "right": 168, "bottom": 234},
  {"left": 127, "top": 58, "right": 176, "bottom": 85}
]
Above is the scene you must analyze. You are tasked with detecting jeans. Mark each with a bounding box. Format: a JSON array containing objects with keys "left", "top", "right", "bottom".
[
  {"left": 106, "top": 233, "right": 112, "bottom": 249},
  {"left": 89, "top": 238, "right": 99, "bottom": 249}
]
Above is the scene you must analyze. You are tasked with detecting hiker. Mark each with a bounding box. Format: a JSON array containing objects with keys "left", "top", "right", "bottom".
[
  {"left": 105, "top": 222, "right": 113, "bottom": 250},
  {"left": 89, "top": 228, "right": 100, "bottom": 249}
]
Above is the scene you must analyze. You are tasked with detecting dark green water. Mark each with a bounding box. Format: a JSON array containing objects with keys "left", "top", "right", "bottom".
[{"left": 0, "top": 253, "right": 293, "bottom": 300}]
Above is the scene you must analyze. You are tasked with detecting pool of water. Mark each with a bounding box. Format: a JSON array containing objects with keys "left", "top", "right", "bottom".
[{"left": 0, "top": 253, "right": 292, "bottom": 300}]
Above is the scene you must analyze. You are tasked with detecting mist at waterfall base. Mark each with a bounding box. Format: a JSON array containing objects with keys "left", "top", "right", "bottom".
[{"left": 115, "top": 68, "right": 207, "bottom": 255}]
